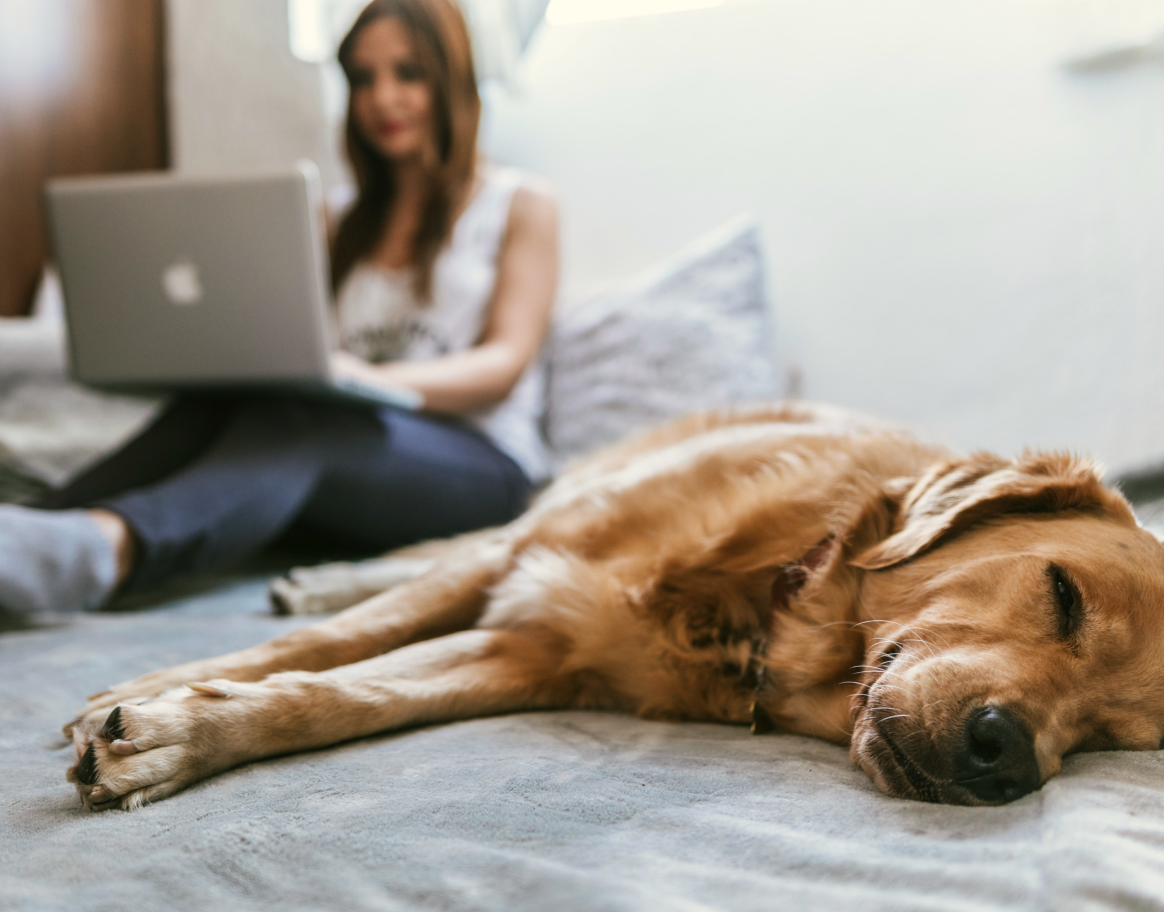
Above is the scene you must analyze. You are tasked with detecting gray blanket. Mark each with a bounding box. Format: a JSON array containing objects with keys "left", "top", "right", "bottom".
[
  {"left": 3, "top": 573, "right": 1164, "bottom": 911},
  {"left": 4, "top": 315, "right": 1164, "bottom": 910}
]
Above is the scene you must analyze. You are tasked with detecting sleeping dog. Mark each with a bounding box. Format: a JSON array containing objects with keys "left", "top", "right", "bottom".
[{"left": 65, "top": 404, "right": 1164, "bottom": 809}]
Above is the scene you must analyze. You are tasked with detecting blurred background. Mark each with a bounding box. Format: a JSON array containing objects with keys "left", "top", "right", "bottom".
[{"left": 2, "top": 0, "right": 1163, "bottom": 474}]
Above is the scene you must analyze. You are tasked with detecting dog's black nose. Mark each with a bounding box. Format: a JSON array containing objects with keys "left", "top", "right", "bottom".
[{"left": 953, "top": 706, "right": 1041, "bottom": 804}]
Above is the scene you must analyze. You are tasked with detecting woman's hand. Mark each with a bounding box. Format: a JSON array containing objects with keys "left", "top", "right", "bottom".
[
  {"left": 330, "top": 349, "right": 384, "bottom": 386},
  {"left": 329, "top": 351, "right": 425, "bottom": 408}
]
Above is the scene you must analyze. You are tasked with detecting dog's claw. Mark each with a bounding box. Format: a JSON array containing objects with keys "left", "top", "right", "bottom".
[
  {"left": 187, "top": 682, "right": 228, "bottom": 698},
  {"left": 109, "top": 739, "right": 139, "bottom": 755},
  {"left": 76, "top": 745, "right": 98, "bottom": 785},
  {"left": 102, "top": 706, "right": 125, "bottom": 741}
]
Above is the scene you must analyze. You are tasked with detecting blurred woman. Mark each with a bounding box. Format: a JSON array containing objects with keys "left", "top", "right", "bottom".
[{"left": 0, "top": 0, "right": 557, "bottom": 620}]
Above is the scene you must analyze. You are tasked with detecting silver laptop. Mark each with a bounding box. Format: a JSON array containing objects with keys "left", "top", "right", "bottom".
[{"left": 44, "top": 163, "right": 420, "bottom": 410}]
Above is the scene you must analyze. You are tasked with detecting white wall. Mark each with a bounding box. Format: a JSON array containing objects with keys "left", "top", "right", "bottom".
[
  {"left": 167, "top": 0, "right": 346, "bottom": 189},
  {"left": 166, "top": 0, "right": 1164, "bottom": 473},
  {"left": 482, "top": 0, "right": 1164, "bottom": 473}
]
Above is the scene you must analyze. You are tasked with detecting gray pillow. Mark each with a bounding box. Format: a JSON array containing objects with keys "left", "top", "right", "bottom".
[{"left": 544, "top": 216, "right": 778, "bottom": 471}]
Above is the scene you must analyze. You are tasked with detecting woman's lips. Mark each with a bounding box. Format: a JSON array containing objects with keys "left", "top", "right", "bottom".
[{"left": 376, "top": 120, "right": 408, "bottom": 137}]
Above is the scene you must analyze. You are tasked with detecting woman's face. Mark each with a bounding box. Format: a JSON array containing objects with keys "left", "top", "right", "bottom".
[{"left": 348, "top": 17, "right": 434, "bottom": 163}]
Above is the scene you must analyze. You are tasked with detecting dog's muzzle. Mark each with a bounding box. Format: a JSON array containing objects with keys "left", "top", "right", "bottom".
[
  {"left": 864, "top": 701, "right": 1043, "bottom": 805},
  {"left": 952, "top": 706, "right": 1040, "bottom": 804}
]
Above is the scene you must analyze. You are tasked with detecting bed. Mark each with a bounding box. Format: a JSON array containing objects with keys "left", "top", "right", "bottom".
[
  {"left": 5, "top": 571, "right": 1164, "bottom": 911},
  {"left": 4, "top": 226, "right": 1164, "bottom": 911}
]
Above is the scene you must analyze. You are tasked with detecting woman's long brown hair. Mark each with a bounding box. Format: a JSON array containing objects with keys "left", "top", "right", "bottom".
[{"left": 331, "top": 0, "right": 480, "bottom": 301}]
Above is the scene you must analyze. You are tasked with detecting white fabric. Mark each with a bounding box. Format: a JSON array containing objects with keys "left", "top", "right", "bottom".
[
  {"left": 336, "top": 166, "right": 551, "bottom": 483},
  {"left": 458, "top": 0, "right": 550, "bottom": 86},
  {"left": 290, "top": 2, "right": 547, "bottom": 80},
  {"left": 544, "top": 216, "right": 778, "bottom": 473}
]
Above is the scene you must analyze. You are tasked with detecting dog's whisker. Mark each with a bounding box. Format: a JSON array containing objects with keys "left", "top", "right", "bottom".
[
  {"left": 867, "top": 703, "right": 908, "bottom": 714},
  {"left": 867, "top": 683, "right": 910, "bottom": 696},
  {"left": 899, "top": 626, "right": 954, "bottom": 651}
]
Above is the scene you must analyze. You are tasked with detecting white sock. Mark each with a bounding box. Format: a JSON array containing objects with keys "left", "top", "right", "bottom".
[{"left": 0, "top": 505, "right": 118, "bottom": 620}]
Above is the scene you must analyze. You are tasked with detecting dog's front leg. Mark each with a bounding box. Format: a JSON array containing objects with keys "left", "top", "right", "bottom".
[
  {"left": 67, "top": 628, "right": 571, "bottom": 811},
  {"left": 71, "top": 536, "right": 513, "bottom": 726}
]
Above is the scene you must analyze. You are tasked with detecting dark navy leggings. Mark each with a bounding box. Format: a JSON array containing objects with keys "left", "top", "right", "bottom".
[{"left": 43, "top": 395, "right": 531, "bottom": 591}]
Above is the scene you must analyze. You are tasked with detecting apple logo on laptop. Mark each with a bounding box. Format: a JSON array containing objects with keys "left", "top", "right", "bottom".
[{"left": 161, "top": 258, "right": 203, "bottom": 306}]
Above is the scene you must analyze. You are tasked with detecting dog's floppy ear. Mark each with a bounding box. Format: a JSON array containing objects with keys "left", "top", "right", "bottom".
[{"left": 852, "top": 451, "right": 1133, "bottom": 570}]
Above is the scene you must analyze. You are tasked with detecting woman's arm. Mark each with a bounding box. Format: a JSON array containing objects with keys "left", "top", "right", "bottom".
[{"left": 332, "top": 182, "right": 559, "bottom": 414}]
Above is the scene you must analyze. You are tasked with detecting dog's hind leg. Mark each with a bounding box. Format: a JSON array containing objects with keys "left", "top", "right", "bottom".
[
  {"left": 269, "top": 527, "right": 502, "bottom": 616},
  {"left": 70, "top": 533, "right": 515, "bottom": 726},
  {"left": 268, "top": 556, "right": 437, "bottom": 616},
  {"left": 67, "top": 627, "right": 574, "bottom": 811}
]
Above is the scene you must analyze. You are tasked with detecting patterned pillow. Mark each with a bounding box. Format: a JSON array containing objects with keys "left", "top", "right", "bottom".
[{"left": 544, "top": 217, "right": 779, "bottom": 472}]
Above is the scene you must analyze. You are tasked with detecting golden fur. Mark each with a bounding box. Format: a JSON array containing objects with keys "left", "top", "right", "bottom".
[{"left": 64, "top": 403, "right": 1164, "bottom": 809}]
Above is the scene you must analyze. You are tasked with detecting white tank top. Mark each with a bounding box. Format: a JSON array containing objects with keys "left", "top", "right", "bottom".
[{"left": 335, "top": 166, "right": 551, "bottom": 484}]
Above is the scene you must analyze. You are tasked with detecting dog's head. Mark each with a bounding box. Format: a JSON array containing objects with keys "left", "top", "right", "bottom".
[{"left": 849, "top": 452, "right": 1164, "bottom": 805}]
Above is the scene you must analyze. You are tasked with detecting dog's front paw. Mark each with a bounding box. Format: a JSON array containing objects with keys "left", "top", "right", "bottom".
[
  {"left": 64, "top": 662, "right": 239, "bottom": 737},
  {"left": 66, "top": 682, "right": 237, "bottom": 811}
]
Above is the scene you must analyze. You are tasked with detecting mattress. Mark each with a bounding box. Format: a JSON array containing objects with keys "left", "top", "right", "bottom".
[{"left": 3, "top": 572, "right": 1164, "bottom": 911}]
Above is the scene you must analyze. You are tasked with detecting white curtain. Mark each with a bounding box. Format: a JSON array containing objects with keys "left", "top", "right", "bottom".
[
  {"left": 459, "top": 0, "right": 549, "bottom": 83},
  {"left": 290, "top": 0, "right": 548, "bottom": 85}
]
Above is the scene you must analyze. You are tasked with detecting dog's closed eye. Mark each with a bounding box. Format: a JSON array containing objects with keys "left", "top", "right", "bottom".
[{"left": 1048, "top": 564, "right": 1083, "bottom": 641}]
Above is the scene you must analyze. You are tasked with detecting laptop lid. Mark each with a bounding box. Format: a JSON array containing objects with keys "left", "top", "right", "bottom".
[{"left": 45, "top": 164, "right": 334, "bottom": 390}]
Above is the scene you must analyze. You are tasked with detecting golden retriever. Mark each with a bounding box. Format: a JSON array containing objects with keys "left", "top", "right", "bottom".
[{"left": 64, "top": 403, "right": 1164, "bottom": 809}]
